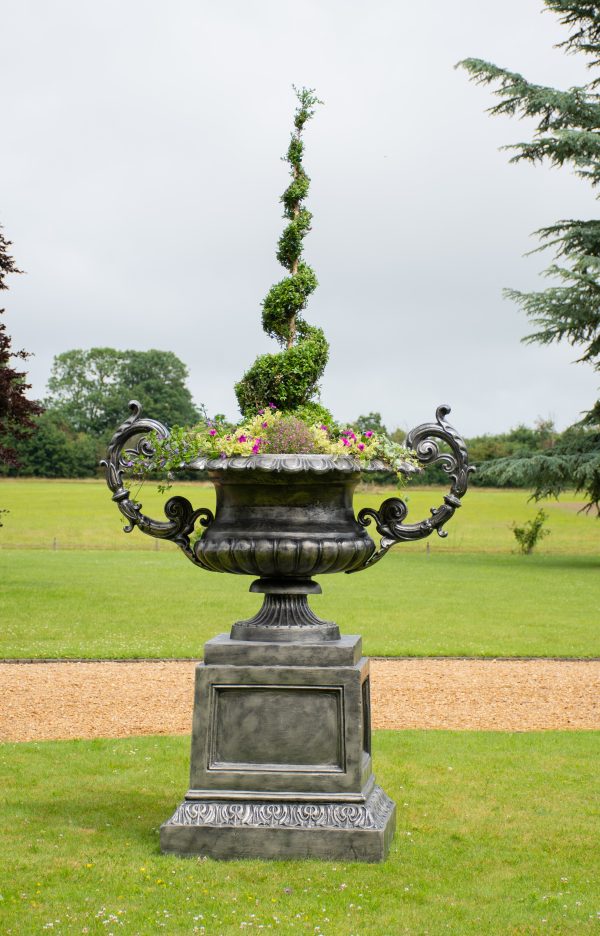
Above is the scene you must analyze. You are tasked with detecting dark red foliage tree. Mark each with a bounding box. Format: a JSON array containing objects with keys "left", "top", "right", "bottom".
[{"left": 0, "top": 226, "right": 43, "bottom": 469}]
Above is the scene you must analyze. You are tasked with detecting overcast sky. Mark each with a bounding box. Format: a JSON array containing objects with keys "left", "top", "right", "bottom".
[{"left": 2, "top": 0, "right": 598, "bottom": 436}]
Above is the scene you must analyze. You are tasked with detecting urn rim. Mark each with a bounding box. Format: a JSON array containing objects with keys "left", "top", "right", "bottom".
[{"left": 188, "top": 452, "right": 416, "bottom": 475}]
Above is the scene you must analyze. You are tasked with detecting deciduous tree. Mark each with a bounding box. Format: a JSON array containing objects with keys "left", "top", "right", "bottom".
[{"left": 45, "top": 347, "right": 200, "bottom": 436}]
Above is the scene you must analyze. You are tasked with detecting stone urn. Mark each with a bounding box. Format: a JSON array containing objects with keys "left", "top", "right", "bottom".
[{"left": 104, "top": 401, "right": 470, "bottom": 861}]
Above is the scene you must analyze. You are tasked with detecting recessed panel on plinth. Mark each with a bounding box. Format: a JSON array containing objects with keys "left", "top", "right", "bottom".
[{"left": 209, "top": 685, "right": 344, "bottom": 772}]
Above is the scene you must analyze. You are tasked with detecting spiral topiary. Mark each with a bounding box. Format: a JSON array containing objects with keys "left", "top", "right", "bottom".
[{"left": 234, "top": 86, "right": 329, "bottom": 419}]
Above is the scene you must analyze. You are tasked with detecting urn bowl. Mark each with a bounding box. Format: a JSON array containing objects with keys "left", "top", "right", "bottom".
[{"left": 189, "top": 453, "right": 381, "bottom": 578}]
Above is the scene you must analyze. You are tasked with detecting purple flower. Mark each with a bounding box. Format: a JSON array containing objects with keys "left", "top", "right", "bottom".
[
  {"left": 364, "top": 430, "right": 373, "bottom": 438},
  {"left": 268, "top": 402, "right": 277, "bottom": 409},
  {"left": 358, "top": 442, "right": 365, "bottom": 452},
  {"left": 258, "top": 409, "right": 265, "bottom": 415},
  {"left": 219, "top": 451, "right": 227, "bottom": 459},
  {"left": 209, "top": 428, "right": 217, "bottom": 436},
  {"left": 238, "top": 434, "right": 247, "bottom": 443},
  {"left": 320, "top": 424, "right": 328, "bottom": 432},
  {"left": 261, "top": 421, "right": 268, "bottom": 429}
]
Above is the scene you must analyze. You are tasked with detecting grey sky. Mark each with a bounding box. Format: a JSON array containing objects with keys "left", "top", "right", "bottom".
[{"left": 2, "top": 0, "right": 598, "bottom": 436}]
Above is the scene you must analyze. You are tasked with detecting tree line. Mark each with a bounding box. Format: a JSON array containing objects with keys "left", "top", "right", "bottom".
[
  {"left": 2, "top": 347, "right": 200, "bottom": 478},
  {"left": 0, "top": 359, "right": 584, "bottom": 492}
]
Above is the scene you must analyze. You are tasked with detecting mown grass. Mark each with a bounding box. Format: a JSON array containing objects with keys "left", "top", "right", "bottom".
[
  {"left": 1, "top": 731, "right": 598, "bottom": 935},
  {"left": 1, "top": 549, "right": 599, "bottom": 659},
  {"left": 0, "top": 478, "right": 598, "bottom": 555},
  {"left": 1, "top": 479, "right": 598, "bottom": 658}
]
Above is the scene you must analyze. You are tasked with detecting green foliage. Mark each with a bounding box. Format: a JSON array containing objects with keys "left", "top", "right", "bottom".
[
  {"left": 261, "top": 263, "right": 317, "bottom": 344},
  {"left": 458, "top": 2, "right": 600, "bottom": 512},
  {"left": 476, "top": 424, "right": 600, "bottom": 508},
  {"left": 131, "top": 407, "right": 415, "bottom": 481},
  {"left": 235, "top": 324, "right": 328, "bottom": 414},
  {"left": 235, "top": 86, "right": 329, "bottom": 417},
  {"left": 353, "top": 412, "right": 389, "bottom": 435},
  {"left": 512, "top": 508, "right": 551, "bottom": 554},
  {"left": 291, "top": 401, "right": 335, "bottom": 426},
  {"left": 4, "top": 411, "right": 100, "bottom": 478},
  {"left": 45, "top": 347, "right": 200, "bottom": 437}
]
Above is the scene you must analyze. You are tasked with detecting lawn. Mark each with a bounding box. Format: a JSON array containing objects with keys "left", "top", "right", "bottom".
[
  {"left": 0, "top": 478, "right": 598, "bottom": 555},
  {"left": 1, "top": 730, "right": 598, "bottom": 934},
  {"left": 1, "top": 479, "right": 598, "bottom": 659},
  {"left": 1, "top": 549, "right": 599, "bottom": 659}
]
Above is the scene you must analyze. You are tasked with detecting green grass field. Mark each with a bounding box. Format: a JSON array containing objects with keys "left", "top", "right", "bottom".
[
  {"left": 1, "top": 478, "right": 598, "bottom": 555},
  {"left": 2, "top": 482, "right": 599, "bottom": 933},
  {"left": 1, "top": 550, "right": 598, "bottom": 659},
  {"left": 1, "top": 731, "right": 598, "bottom": 934},
  {"left": 1, "top": 479, "right": 598, "bottom": 659}
]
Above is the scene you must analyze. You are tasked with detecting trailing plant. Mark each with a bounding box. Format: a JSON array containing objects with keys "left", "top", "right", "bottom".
[
  {"left": 234, "top": 86, "right": 329, "bottom": 416},
  {"left": 130, "top": 405, "right": 417, "bottom": 481},
  {"left": 511, "top": 509, "right": 551, "bottom": 554}
]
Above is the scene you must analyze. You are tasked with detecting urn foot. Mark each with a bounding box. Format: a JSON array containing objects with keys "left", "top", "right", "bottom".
[{"left": 231, "top": 578, "right": 340, "bottom": 642}]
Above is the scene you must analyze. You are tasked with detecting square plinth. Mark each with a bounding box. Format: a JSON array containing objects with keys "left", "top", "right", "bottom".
[{"left": 161, "top": 634, "right": 395, "bottom": 861}]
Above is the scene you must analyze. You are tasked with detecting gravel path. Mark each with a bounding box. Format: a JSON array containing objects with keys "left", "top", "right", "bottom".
[{"left": 1, "top": 658, "right": 599, "bottom": 742}]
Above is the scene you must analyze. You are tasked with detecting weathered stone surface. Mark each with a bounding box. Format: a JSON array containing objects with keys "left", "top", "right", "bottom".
[
  {"left": 203, "top": 634, "right": 362, "bottom": 667},
  {"left": 187, "top": 658, "right": 371, "bottom": 796},
  {"left": 161, "top": 634, "right": 395, "bottom": 861}
]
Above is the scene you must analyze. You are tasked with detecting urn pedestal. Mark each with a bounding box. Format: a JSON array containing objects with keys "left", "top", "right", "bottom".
[
  {"left": 160, "top": 633, "right": 395, "bottom": 861},
  {"left": 104, "top": 402, "right": 470, "bottom": 862}
]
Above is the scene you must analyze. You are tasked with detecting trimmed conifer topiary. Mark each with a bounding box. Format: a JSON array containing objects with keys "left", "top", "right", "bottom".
[{"left": 234, "top": 87, "right": 329, "bottom": 419}]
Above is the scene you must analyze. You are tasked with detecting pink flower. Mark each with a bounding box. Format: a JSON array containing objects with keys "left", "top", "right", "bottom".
[
  {"left": 258, "top": 409, "right": 265, "bottom": 415},
  {"left": 261, "top": 421, "right": 268, "bottom": 429},
  {"left": 320, "top": 424, "right": 328, "bottom": 432},
  {"left": 209, "top": 428, "right": 217, "bottom": 436},
  {"left": 238, "top": 434, "right": 248, "bottom": 443},
  {"left": 358, "top": 442, "right": 365, "bottom": 451},
  {"left": 342, "top": 438, "right": 351, "bottom": 446},
  {"left": 364, "top": 430, "right": 373, "bottom": 438},
  {"left": 252, "top": 440, "right": 261, "bottom": 453}
]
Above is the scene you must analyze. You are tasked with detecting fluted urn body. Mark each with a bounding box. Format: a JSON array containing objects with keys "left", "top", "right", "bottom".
[{"left": 192, "top": 454, "right": 377, "bottom": 579}]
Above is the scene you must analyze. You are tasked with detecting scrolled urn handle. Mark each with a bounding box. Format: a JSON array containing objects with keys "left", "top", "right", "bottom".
[
  {"left": 101, "top": 400, "right": 214, "bottom": 569},
  {"left": 350, "top": 405, "right": 473, "bottom": 572}
]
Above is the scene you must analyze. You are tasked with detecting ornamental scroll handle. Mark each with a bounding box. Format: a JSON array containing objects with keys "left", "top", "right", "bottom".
[
  {"left": 101, "top": 400, "right": 214, "bottom": 569},
  {"left": 349, "top": 404, "right": 473, "bottom": 572}
]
